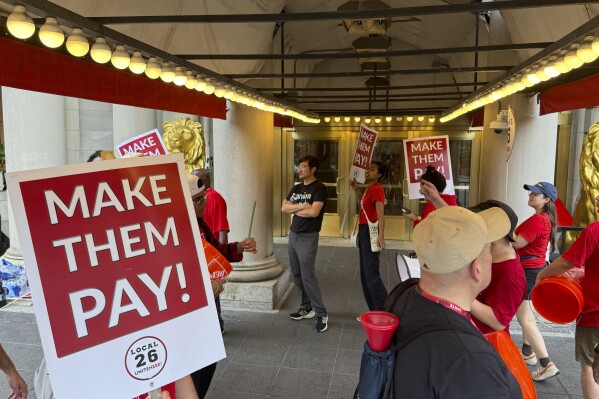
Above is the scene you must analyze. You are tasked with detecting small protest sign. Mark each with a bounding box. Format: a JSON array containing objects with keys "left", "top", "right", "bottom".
[
  {"left": 116, "top": 129, "right": 168, "bottom": 158},
  {"left": 403, "top": 136, "right": 454, "bottom": 199},
  {"left": 350, "top": 124, "right": 379, "bottom": 183}
]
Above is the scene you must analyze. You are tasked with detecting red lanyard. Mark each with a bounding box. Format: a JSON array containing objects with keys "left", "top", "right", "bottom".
[{"left": 419, "top": 290, "right": 476, "bottom": 327}]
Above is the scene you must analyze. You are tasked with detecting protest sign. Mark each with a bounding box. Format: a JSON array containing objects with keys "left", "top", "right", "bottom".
[
  {"left": 7, "top": 154, "right": 224, "bottom": 398},
  {"left": 350, "top": 124, "right": 379, "bottom": 183},
  {"left": 403, "top": 136, "right": 454, "bottom": 199},
  {"left": 116, "top": 129, "right": 168, "bottom": 158}
]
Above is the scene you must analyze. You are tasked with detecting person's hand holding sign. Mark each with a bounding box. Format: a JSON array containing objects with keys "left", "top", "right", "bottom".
[{"left": 238, "top": 238, "right": 257, "bottom": 254}]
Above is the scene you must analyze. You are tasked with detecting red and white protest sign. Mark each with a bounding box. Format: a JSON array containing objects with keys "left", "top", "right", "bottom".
[
  {"left": 7, "top": 154, "right": 224, "bottom": 399},
  {"left": 403, "top": 136, "right": 455, "bottom": 199},
  {"left": 350, "top": 124, "right": 379, "bottom": 183},
  {"left": 116, "top": 129, "right": 168, "bottom": 158}
]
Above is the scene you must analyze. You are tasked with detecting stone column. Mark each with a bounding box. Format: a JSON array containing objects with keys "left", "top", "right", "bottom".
[
  {"left": 1, "top": 88, "right": 67, "bottom": 263},
  {"left": 212, "top": 102, "right": 289, "bottom": 310},
  {"left": 112, "top": 105, "right": 157, "bottom": 148},
  {"left": 479, "top": 94, "right": 558, "bottom": 223}
]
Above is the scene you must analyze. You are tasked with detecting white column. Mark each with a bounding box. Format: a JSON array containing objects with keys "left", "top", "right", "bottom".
[
  {"left": 212, "top": 102, "right": 289, "bottom": 310},
  {"left": 2, "top": 88, "right": 67, "bottom": 263},
  {"left": 112, "top": 105, "right": 157, "bottom": 148},
  {"left": 479, "top": 94, "right": 558, "bottom": 223}
]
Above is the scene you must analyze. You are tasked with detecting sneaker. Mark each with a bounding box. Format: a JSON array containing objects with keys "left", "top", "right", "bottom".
[
  {"left": 315, "top": 316, "right": 328, "bottom": 332},
  {"left": 521, "top": 351, "right": 537, "bottom": 365},
  {"left": 531, "top": 362, "right": 559, "bottom": 381},
  {"left": 290, "top": 308, "right": 315, "bottom": 320},
  {"left": 356, "top": 315, "right": 361, "bottom": 322}
]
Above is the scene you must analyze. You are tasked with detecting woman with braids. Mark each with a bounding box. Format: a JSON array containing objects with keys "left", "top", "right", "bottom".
[
  {"left": 403, "top": 165, "right": 457, "bottom": 226},
  {"left": 351, "top": 161, "right": 390, "bottom": 312},
  {"left": 513, "top": 181, "right": 560, "bottom": 381}
]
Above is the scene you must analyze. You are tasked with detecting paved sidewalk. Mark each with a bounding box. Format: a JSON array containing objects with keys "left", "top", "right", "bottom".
[{"left": 0, "top": 243, "right": 584, "bottom": 398}]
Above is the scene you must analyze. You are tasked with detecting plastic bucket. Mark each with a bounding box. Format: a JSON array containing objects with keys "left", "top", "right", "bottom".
[
  {"left": 531, "top": 268, "right": 584, "bottom": 324},
  {"left": 485, "top": 330, "right": 536, "bottom": 399},
  {"left": 359, "top": 311, "right": 400, "bottom": 352}
]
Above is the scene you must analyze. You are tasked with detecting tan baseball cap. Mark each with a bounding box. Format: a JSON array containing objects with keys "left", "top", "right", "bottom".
[{"left": 414, "top": 206, "right": 510, "bottom": 274}]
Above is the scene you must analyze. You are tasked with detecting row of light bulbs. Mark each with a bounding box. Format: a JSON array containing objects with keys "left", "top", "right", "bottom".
[
  {"left": 323, "top": 115, "right": 436, "bottom": 123},
  {"left": 441, "top": 35, "right": 599, "bottom": 123},
  {"left": 5, "top": 5, "right": 319, "bottom": 124}
]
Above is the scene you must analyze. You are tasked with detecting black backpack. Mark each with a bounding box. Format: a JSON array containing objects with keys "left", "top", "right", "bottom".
[{"left": 353, "top": 322, "right": 456, "bottom": 399}]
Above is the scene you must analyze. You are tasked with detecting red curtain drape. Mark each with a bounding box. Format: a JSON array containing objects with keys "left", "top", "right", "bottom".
[
  {"left": 0, "top": 37, "right": 226, "bottom": 119},
  {"left": 540, "top": 73, "right": 599, "bottom": 115}
]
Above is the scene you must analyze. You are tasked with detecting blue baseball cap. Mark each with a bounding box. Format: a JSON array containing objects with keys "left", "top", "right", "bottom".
[{"left": 523, "top": 182, "right": 557, "bottom": 202}]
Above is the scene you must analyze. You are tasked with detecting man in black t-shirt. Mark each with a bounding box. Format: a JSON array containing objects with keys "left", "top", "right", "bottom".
[
  {"left": 387, "top": 206, "right": 523, "bottom": 398},
  {"left": 281, "top": 155, "right": 329, "bottom": 332}
]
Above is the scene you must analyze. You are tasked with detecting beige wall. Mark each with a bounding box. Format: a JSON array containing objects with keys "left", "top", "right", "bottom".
[{"left": 479, "top": 94, "right": 558, "bottom": 224}]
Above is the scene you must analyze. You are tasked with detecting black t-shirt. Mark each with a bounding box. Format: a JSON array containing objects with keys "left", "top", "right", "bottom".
[
  {"left": 387, "top": 281, "right": 522, "bottom": 399},
  {"left": 286, "top": 180, "right": 328, "bottom": 233}
]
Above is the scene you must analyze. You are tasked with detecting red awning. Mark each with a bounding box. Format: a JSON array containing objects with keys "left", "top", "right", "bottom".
[
  {"left": 0, "top": 37, "right": 226, "bottom": 119},
  {"left": 274, "top": 114, "right": 293, "bottom": 128},
  {"left": 539, "top": 73, "right": 599, "bottom": 115}
]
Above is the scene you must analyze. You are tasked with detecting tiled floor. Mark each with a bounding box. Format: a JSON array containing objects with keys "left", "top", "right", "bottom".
[{"left": 0, "top": 243, "right": 586, "bottom": 398}]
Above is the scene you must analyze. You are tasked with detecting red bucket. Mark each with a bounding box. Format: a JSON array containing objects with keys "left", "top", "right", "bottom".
[
  {"left": 531, "top": 268, "right": 584, "bottom": 324},
  {"left": 485, "top": 330, "right": 536, "bottom": 399},
  {"left": 359, "top": 311, "right": 400, "bottom": 352}
]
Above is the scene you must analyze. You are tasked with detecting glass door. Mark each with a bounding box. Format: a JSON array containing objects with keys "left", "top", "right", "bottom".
[{"left": 282, "top": 131, "right": 349, "bottom": 237}]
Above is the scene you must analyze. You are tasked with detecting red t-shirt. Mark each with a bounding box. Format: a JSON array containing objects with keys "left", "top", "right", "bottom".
[
  {"left": 359, "top": 182, "right": 385, "bottom": 224},
  {"left": 514, "top": 213, "right": 550, "bottom": 268},
  {"left": 561, "top": 221, "right": 599, "bottom": 327},
  {"left": 203, "top": 188, "right": 230, "bottom": 242},
  {"left": 473, "top": 257, "right": 527, "bottom": 335},
  {"left": 413, "top": 194, "right": 457, "bottom": 227}
]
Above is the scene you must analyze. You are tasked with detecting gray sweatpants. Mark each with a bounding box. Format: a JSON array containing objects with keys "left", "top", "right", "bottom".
[{"left": 288, "top": 231, "right": 327, "bottom": 317}]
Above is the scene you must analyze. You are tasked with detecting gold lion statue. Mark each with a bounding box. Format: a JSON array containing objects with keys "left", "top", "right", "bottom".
[
  {"left": 565, "top": 123, "right": 599, "bottom": 248},
  {"left": 162, "top": 117, "right": 205, "bottom": 173}
]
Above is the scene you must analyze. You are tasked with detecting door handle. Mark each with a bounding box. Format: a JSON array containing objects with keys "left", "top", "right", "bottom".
[
  {"left": 336, "top": 177, "right": 343, "bottom": 195},
  {"left": 402, "top": 178, "right": 408, "bottom": 198}
]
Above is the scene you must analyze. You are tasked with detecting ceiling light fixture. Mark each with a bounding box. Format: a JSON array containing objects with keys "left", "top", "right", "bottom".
[
  {"left": 160, "top": 62, "right": 175, "bottom": 83},
  {"left": 184, "top": 72, "right": 197, "bottom": 89},
  {"left": 128, "top": 52, "right": 146, "bottom": 74},
  {"left": 203, "top": 78, "right": 216, "bottom": 95},
  {"left": 145, "top": 57, "right": 161, "bottom": 79},
  {"left": 7, "top": 5, "right": 35, "bottom": 39},
  {"left": 66, "top": 28, "right": 89, "bottom": 57},
  {"left": 173, "top": 67, "right": 187, "bottom": 86},
  {"left": 39, "top": 17, "right": 64, "bottom": 48},
  {"left": 111, "top": 45, "right": 130, "bottom": 70},
  {"left": 90, "top": 37, "right": 111, "bottom": 64}
]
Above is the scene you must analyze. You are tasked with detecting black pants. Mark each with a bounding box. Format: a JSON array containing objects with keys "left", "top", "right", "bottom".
[
  {"left": 358, "top": 224, "right": 388, "bottom": 311},
  {"left": 215, "top": 296, "right": 224, "bottom": 332},
  {"left": 191, "top": 362, "right": 217, "bottom": 399}
]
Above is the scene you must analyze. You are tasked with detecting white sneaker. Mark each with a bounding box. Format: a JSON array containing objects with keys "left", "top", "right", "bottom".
[
  {"left": 531, "top": 362, "right": 559, "bottom": 381},
  {"left": 521, "top": 351, "right": 537, "bottom": 365}
]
